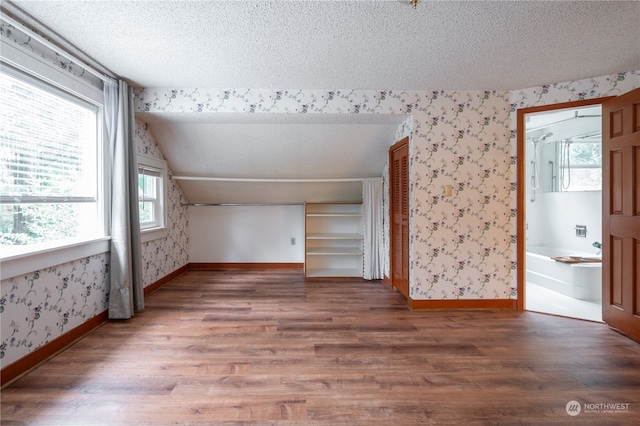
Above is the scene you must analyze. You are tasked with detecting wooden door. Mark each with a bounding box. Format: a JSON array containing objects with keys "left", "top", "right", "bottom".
[
  {"left": 602, "top": 87, "right": 640, "bottom": 342},
  {"left": 389, "top": 138, "right": 409, "bottom": 298}
]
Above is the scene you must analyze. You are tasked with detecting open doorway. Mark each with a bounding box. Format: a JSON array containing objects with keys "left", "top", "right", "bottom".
[{"left": 519, "top": 100, "right": 605, "bottom": 322}]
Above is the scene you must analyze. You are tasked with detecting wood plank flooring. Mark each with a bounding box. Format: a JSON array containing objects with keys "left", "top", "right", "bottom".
[{"left": 2, "top": 269, "right": 640, "bottom": 425}]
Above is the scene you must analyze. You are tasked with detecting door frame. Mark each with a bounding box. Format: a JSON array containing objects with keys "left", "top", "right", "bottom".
[{"left": 516, "top": 97, "right": 614, "bottom": 311}]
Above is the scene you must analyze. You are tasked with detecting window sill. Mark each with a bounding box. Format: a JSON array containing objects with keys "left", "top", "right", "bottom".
[
  {"left": 141, "top": 227, "right": 168, "bottom": 243},
  {"left": 0, "top": 237, "right": 110, "bottom": 280}
]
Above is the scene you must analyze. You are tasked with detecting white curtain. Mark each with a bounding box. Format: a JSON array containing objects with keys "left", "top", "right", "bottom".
[
  {"left": 363, "top": 178, "right": 384, "bottom": 280},
  {"left": 104, "top": 78, "right": 144, "bottom": 319}
]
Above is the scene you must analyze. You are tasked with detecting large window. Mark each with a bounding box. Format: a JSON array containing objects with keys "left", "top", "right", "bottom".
[{"left": 0, "top": 65, "right": 105, "bottom": 256}]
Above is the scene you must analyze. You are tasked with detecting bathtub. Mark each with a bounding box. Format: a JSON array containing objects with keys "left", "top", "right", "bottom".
[{"left": 526, "top": 246, "right": 602, "bottom": 302}]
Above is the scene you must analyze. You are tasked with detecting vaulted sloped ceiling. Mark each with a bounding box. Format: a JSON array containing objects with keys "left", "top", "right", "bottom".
[
  {"left": 6, "top": 0, "right": 640, "bottom": 203},
  {"left": 138, "top": 112, "right": 406, "bottom": 203}
]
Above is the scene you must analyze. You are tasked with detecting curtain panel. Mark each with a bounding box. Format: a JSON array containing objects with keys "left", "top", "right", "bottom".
[
  {"left": 104, "top": 79, "right": 144, "bottom": 319},
  {"left": 363, "top": 178, "right": 384, "bottom": 280}
]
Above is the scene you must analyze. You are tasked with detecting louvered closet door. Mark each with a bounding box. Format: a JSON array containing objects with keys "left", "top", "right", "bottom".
[
  {"left": 602, "top": 88, "right": 640, "bottom": 342},
  {"left": 390, "top": 137, "right": 409, "bottom": 298}
]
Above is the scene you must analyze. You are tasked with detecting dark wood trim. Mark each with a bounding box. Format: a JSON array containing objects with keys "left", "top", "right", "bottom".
[
  {"left": 516, "top": 107, "right": 526, "bottom": 312},
  {"left": 144, "top": 264, "right": 190, "bottom": 296},
  {"left": 515, "top": 97, "right": 615, "bottom": 312},
  {"left": 517, "top": 97, "right": 615, "bottom": 116},
  {"left": 189, "top": 262, "right": 304, "bottom": 270},
  {"left": 408, "top": 298, "right": 517, "bottom": 310},
  {"left": 1, "top": 310, "right": 109, "bottom": 388}
]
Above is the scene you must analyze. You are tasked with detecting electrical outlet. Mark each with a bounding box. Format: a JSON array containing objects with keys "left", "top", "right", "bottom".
[{"left": 290, "top": 237, "right": 296, "bottom": 245}]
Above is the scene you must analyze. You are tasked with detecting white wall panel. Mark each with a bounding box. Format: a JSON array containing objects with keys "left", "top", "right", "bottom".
[{"left": 188, "top": 205, "right": 304, "bottom": 263}]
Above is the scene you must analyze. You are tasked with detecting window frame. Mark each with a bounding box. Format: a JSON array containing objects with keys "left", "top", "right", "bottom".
[
  {"left": 137, "top": 154, "right": 168, "bottom": 243},
  {"left": 0, "top": 38, "right": 109, "bottom": 280}
]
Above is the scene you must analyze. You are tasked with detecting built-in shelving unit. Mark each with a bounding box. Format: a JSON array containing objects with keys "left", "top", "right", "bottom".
[{"left": 304, "top": 202, "right": 363, "bottom": 278}]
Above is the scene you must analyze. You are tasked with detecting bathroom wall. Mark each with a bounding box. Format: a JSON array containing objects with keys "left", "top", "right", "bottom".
[
  {"left": 539, "top": 191, "right": 602, "bottom": 254},
  {"left": 524, "top": 118, "right": 602, "bottom": 254},
  {"left": 527, "top": 185, "right": 602, "bottom": 253}
]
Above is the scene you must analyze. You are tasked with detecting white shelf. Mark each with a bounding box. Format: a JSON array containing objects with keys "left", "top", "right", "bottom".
[
  {"left": 305, "top": 268, "right": 363, "bottom": 278},
  {"left": 306, "top": 247, "right": 363, "bottom": 256},
  {"left": 306, "top": 233, "right": 362, "bottom": 240},
  {"left": 304, "top": 202, "right": 363, "bottom": 278}
]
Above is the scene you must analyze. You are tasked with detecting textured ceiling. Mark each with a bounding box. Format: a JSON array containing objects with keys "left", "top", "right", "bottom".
[
  {"left": 5, "top": 0, "right": 639, "bottom": 203},
  {"left": 8, "top": 0, "right": 640, "bottom": 90}
]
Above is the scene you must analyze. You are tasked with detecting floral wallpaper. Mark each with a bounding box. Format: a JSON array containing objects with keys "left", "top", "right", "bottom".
[
  {"left": 134, "top": 88, "right": 514, "bottom": 300},
  {"left": 135, "top": 88, "right": 421, "bottom": 115},
  {"left": 135, "top": 120, "right": 190, "bottom": 286},
  {"left": 410, "top": 91, "right": 514, "bottom": 299},
  {"left": 1, "top": 254, "right": 110, "bottom": 368},
  {"left": 0, "top": 20, "right": 103, "bottom": 89},
  {"left": 509, "top": 71, "right": 639, "bottom": 112}
]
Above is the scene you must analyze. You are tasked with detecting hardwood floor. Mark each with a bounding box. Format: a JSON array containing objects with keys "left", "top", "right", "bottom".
[{"left": 2, "top": 269, "right": 639, "bottom": 425}]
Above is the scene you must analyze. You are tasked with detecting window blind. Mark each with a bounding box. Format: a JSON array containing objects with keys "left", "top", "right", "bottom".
[
  {"left": 0, "top": 69, "right": 97, "bottom": 204},
  {"left": 138, "top": 166, "right": 161, "bottom": 178}
]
